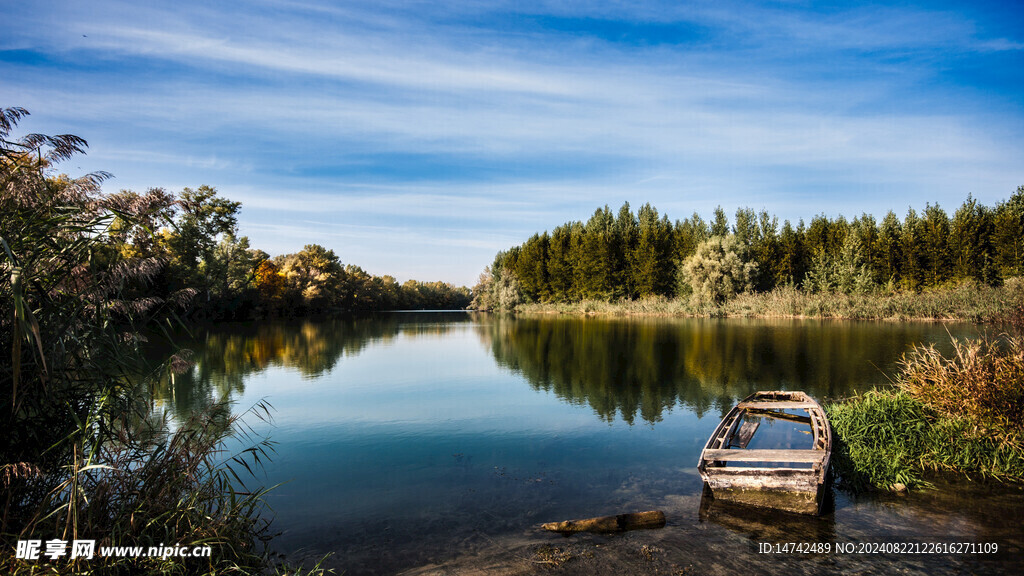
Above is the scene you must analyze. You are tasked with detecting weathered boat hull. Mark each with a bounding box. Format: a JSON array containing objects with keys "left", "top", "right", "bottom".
[
  {"left": 698, "top": 483, "right": 837, "bottom": 540},
  {"left": 697, "top": 391, "right": 832, "bottom": 516},
  {"left": 702, "top": 468, "right": 826, "bottom": 515}
]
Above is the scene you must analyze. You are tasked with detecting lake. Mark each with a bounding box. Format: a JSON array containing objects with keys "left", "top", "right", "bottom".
[{"left": 156, "top": 313, "right": 1024, "bottom": 575}]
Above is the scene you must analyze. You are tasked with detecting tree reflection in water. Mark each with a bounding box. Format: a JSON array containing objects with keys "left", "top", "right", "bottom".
[
  {"left": 149, "top": 313, "right": 975, "bottom": 426},
  {"left": 147, "top": 312, "right": 475, "bottom": 420},
  {"left": 477, "top": 315, "right": 974, "bottom": 424}
]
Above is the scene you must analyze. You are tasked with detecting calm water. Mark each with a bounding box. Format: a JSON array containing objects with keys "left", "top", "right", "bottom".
[{"left": 156, "top": 313, "right": 1023, "bottom": 575}]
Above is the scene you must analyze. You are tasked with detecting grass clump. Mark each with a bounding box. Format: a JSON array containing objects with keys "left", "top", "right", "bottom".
[
  {"left": 898, "top": 334, "right": 1024, "bottom": 430},
  {"left": 827, "top": 390, "right": 1024, "bottom": 492},
  {"left": 826, "top": 335, "right": 1024, "bottom": 492},
  {"left": 827, "top": 390, "right": 934, "bottom": 491}
]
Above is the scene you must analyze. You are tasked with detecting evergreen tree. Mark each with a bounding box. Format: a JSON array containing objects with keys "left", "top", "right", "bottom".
[
  {"left": 710, "top": 206, "right": 729, "bottom": 237},
  {"left": 674, "top": 212, "right": 710, "bottom": 262},
  {"left": 615, "top": 202, "right": 638, "bottom": 298},
  {"left": 805, "top": 214, "right": 831, "bottom": 259},
  {"left": 806, "top": 234, "right": 874, "bottom": 294},
  {"left": 515, "top": 232, "right": 549, "bottom": 301},
  {"left": 753, "top": 210, "right": 781, "bottom": 290},
  {"left": 851, "top": 213, "right": 880, "bottom": 277},
  {"left": 922, "top": 203, "right": 952, "bottom": 286},
  {"left": 732, "top": 207, "right": 759, "bottom": 250},
  {"left": 778, "top": 219, "right": 807, "bottom": 287},
  {"left": 877, "top": 211, "right": 903, "bottom": 288},
  {"left": 546, "top": 224, "right": 575, "bottom": 300},
  {"left": 631, "top": 203, "right": 674, "bottom": 296},
  {"left": 574, "top": 207, "right": 616, "bottom": 299},
  {"left": 950, "top": 195, "right": 996, "bottom": 283},
  {"left": 483, "top": 188, "right": 1024, "bottom": 304},
  {"left": 901, "top": 208, "right": 926, "bottom": 291},
  {"left": 994, "top": 186, "right": 1024, "bottom": 278},
  {"left": 830, "top": 216, "right": 850, "bottom": 258}
]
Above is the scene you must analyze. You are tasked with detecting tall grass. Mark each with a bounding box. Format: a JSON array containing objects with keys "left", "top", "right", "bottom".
[
  {"left": 0, "top": 403, "right": 279, "bottom": 575},
  {"left": 898, "top": 335, "right": 1024, "bottom": 431},
  {"left": 827, "top": 390, "right": 1024, "bottom": 492},
  {"left": 826, "top": 333, "right": 1024, "bottom": 492},
  {"left": 514, "top": 279, "right": 1024, "bottom": 322}
]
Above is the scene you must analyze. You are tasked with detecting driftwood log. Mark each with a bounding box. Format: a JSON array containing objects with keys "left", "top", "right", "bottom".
[{"left": 541, "top": 510, "right": 666, "bottom": 534}]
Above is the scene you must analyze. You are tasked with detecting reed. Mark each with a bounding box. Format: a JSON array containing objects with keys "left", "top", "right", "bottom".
[
  {"left": 514, "top": 279, "right": 1024, "bottom": 322},
  {"left": 0, "top": 402, "right": 279, "bottom": 575},
  {"left": 826, "top": 333, "right": 1024, "bottom": 492},
  {"left": 898, "top": 335, "right": 1024, "bottom": 430}
]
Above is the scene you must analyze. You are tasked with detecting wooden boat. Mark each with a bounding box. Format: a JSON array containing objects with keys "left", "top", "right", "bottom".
[{"left": 697, "top": 391, "right": 832, "bottom": 515}]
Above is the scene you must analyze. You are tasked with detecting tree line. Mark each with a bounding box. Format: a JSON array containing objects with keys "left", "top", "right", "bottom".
[
  {"left": 97, "top": 184, "right": 470, "bottom": 318},
  {"left": 475, "top": 191, "right": 1024, "bottom": 308}
]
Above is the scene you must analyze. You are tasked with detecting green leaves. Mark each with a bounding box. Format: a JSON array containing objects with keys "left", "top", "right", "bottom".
[{"left": 677, "top": 235, "right": 757, "bottom": 306}]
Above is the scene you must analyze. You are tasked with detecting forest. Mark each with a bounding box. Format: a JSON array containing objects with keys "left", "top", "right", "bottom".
[
  {"left": 97, "top": 184, "right": 472, "bottom": 318},
  {"left": 475, "top": 193, "right": 1024, "bottom": 309}
]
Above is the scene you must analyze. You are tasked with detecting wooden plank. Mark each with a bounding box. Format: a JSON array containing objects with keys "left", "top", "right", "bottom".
[
  {"left": 702, "top": 448, "right": 824, "bottom": 463},
  {"left": 712, "top": 411, "right": 742, "bottom": 450},
  {"left": 738, "top": 401, "right": 814, "bottom": 410},
  {"left": 705, "top": 473, "right": 820, "bottom": 491},
  {"left": 810, "top": 409, "right": 821, "bottom": 449},
  {"left": 729, "top": 420, "right": 760, "bottom": 448},
  {"left": 705, "top": 466, "right": 820, "bottom": 477},
  {"left": 746, "top": 409, "right": 812, "bottom": 425}
]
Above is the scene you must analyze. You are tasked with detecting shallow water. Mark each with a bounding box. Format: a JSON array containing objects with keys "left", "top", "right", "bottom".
[{"left": 157, "top": 313, "right": 1023, "bottom": 574}]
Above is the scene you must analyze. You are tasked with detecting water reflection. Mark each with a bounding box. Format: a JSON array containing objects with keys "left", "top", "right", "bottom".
[
  {"left": 151, "top": 314, "right": 977, "bottom": 425},
  {"left": 478, "top": 316, "right": 975, "bottom": 424},
  {"left": 140, "top": 314, "right": 1018, "bottom": 575},
  {"left": 150, "top": 312, "right": 474, "bottom": 420}
]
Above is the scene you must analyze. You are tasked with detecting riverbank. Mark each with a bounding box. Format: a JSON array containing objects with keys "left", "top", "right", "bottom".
[
  {"left": 397, "top": 476, "right": 1024, "bottom": 576},
  {"left": 512, "top": 279, "right": 1024, "bottom": 323}
]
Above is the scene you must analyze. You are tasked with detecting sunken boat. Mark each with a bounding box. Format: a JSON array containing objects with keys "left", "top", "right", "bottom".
[{"left": 697, "top": 391, "right": 832, "bottom": 515}]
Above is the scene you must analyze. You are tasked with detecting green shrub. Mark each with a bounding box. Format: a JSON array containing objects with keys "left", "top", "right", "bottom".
[{"left": 676, "top": 235, "right": 757, "bottom": 305}]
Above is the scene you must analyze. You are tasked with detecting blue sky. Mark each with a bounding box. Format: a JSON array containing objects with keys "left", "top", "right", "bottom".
[{"left": 3, "top": 0, "right": 1023, "bottom": 286}]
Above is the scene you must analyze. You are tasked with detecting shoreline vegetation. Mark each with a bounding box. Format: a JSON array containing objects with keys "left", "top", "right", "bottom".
[
  {"left": 509, "top": 279, "right": 1024, "bottom": 323},
  {"left": 472, "top": 188, "right": 1024, "bottom": 319},
  {"left": 826, "top": 332, "right": 1024, "bottom": 493},
  {"left": 0, "top": 108, "right": 361, "bottom": 574}
]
